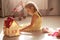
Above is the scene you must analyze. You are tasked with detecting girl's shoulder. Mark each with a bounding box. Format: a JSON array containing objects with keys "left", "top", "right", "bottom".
[
  {"left": 32, "top": 12, "right": 39, "bottom": 18},
  {"left": 34, "top": 11, "right": 40, "bottom": 17}
]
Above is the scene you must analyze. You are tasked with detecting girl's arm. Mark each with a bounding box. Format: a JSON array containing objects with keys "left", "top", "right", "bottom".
[
  {"left": 30, "top": 14, "right": 38, "bottom": 26},
  {"left": 20, "top": 14, "right": 38, "bottom": 31}
]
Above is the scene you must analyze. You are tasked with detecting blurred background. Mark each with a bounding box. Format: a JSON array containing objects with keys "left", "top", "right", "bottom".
[
  {"left": 0, "top": 0, "right": 60, "bottom": 17},
  {"left": 0, "top": 0, "right": 60, "bottom": 32},
  {"left": 0, "top": 0, "right": 60, "bottom": 40}
]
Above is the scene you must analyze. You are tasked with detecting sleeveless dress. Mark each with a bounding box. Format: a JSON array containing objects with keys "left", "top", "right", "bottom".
[{"left": 22, "top": 11, "right": 42, "bottom": 32}]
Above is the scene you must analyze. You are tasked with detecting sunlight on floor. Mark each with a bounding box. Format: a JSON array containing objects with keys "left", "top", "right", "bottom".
[
  {"left": 19, "top": 35, "right": 32, "bottom": 40},
  {"left": 0, "top": 31, "right": 4, "bottom": 40},
  {"left": 41, "top": 34, "right": 57, "bottom": 40},
  {"left": 0, "top": 16, "right": 60, "bottom": 40}
]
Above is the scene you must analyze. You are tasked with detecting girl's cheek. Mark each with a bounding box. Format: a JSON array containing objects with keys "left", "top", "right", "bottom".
[
  {"left": 27, "top": 9, "right": 29, "bottom": 12},
  {"left": 25, "top": 9, "right": 29, "bottom": 13},
  {"left": 27, "top": 10, "right": 30, "bottom": 13}
]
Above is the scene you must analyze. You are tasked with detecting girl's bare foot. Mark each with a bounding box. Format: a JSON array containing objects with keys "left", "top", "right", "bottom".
[{"left": 42, "top": 27, "right": 49, "bottom": 33}]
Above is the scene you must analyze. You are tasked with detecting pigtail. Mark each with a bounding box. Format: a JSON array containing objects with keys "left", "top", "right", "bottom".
[{"left": 38, "top": 12, "right": 42, "bottom": 17}]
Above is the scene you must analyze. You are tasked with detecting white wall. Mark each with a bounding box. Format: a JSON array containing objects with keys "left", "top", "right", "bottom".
[
  {"left": 2, "top": 0, "right": 48, "bottom": 17},
  {"left": 48, "top": 0, "right": 59, "bottom": 15},
  {"left": 58, "top": 0, "right": 60, "bottom": 15},
  {"left": 22, "top": 0, "right": 48, "bottom": 9},
  {"left": 0, "top": 0, "right": 2, "bottom": 17}
]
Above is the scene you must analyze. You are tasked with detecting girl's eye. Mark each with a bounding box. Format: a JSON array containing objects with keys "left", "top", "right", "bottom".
[
  {"left": 27, "top": 9, "right": 29, "bottom": 12},
  {"left": 26, "top": 9, "right": 29, "bottom": 12}
]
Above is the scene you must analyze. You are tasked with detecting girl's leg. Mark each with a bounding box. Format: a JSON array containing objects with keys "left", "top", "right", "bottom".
[
  {"left": 23, "top": 16, "right": 26, "bottom": 19},
  {"left": 18, "top": 17, "right": 22, "bottom": 21}
]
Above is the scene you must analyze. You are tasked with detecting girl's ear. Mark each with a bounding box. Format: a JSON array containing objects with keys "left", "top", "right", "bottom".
[
  {"left": 31, "top": 7, "right": 34, "bottom": 10},
  {"left": 31, "top": 7, "right": 35, "bottom": 12}
]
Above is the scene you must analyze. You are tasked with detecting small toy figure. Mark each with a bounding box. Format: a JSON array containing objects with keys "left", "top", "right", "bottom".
[{"left": 48, "top": 28, "right": 60, "bottom": 38}]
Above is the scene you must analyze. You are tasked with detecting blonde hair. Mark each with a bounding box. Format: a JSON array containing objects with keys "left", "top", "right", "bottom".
[{"left": 25, "top": 1, "right": 41, "bottom": 16}]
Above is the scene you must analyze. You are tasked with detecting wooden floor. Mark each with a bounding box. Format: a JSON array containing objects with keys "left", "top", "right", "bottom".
[{"left": 0, "top": 16, "right": 60, "bottom": 40}]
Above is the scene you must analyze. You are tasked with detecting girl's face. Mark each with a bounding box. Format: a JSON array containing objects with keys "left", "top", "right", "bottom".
[{"left": 25, "top": 7, "right": 34, "bottom": 16}]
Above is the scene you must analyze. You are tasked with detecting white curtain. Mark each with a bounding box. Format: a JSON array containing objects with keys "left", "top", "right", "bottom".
[
  {"left": 2, "top": 0, "right": 48, "bottom": 17},
  {"left": 2, "top": 0, "right": 22, "bottom": 17}
]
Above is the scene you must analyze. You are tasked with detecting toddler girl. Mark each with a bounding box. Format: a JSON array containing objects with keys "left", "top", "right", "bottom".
[{"left": 20, "top": 2, "right": 42, "bottom": 32}]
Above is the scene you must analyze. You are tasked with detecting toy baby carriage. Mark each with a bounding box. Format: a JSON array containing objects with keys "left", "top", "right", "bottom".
[{"left": 10, "top": 1, "right": 27, "bottom": 20}]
